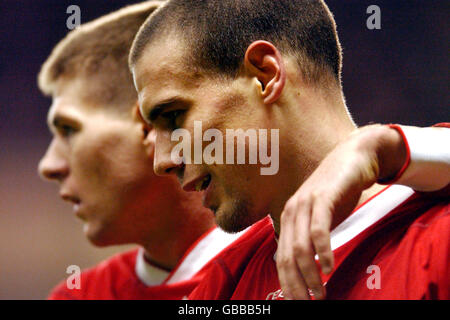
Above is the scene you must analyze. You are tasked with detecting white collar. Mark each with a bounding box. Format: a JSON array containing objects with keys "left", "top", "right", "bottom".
[
  {"left": 271, "top": 185, "right": 415, "bottom": 262},
  {"left": 165, "top": 227, "right": 247, "bottom": 284},
  {"left": 135, "top": 227, "right": 247, "bottom": 286},
  {"left": 329, "top": 184, "right": 415, "bottom": 252},
  {"left": 135, "top": 248, "right": 170, "bottom": 286}
]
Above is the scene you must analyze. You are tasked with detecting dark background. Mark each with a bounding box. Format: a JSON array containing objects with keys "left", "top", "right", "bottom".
[{"left": 0, "top": 0, "right": 448, "bottom": 299}]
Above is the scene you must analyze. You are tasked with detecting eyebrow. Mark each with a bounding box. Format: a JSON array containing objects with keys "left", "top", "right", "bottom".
[
  {"left": 147, "top": 99, "right": 180, "bottom": 123},
  {"left": 51, "top": 115, "right": 65, "bottom": 128},
  {"left": 49, "top": 114, "right": 78, "bottom": 130}
]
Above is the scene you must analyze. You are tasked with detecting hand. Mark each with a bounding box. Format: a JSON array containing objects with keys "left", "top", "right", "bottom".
[{"left": 276, "top": 125, "right": 407, "bottom": 300}]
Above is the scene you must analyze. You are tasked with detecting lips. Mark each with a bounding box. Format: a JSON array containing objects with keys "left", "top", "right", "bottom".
[
  {"left": 195, "top": 174, "right": 211, "bottom": 192},
  {"left": 72, "top": 203, "right": 82, "bottom": 215},
  {"left": 182, "top": 173, "right": 216, "bottom": 209},
  {"left": 201, "top": 176, "right": 215, "bottom": 210},
  {"left": 60, "top": 192, "right": 82, "bottom": 215},
  {"left": 182, "top": 173, "right": 211, "bottom": 192},
  {"left": 60, "top": 193, "right": 80, "bottom": 203}
]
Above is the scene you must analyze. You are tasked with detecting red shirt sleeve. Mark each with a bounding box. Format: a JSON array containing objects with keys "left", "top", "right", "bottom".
[
  {"left": 426, "top": 205, "right": 450, "bottom": 299},
  {"left": 47, "top": 280, "right": 80, "bottom": 300},
  {"left": 432, "top": 123, "right": 450, "bottom": 128}
]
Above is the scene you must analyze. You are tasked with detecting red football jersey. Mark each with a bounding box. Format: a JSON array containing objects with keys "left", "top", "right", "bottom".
[
  {"left": 189, "top": 185, "right": 449, "bottom": 300},
  {"left": 188, "top": 216, "right": 279, "bottom": 300},
  {"left": 48, "top": 227, "right": 246, "bottom": 300}
]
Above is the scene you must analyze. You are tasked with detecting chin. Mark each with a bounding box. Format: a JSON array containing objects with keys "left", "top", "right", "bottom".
[
  {"left": 83, "top": 223, "right": 119, "bottom": 247},
  {"left": 214, "top": 198, "right": 256, "bottom": 234}
]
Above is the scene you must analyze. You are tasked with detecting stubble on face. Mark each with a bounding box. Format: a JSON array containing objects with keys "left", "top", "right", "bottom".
[{"left": 214, "top": 197, "right": 254, "bottom": 233}]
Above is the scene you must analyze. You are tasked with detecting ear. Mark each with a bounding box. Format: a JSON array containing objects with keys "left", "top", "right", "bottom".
[{"left": 244, "top": 41, "right": 286, "bottom": 105}]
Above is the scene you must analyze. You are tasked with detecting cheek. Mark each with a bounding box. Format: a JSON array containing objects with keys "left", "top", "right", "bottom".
[
  {"left": 219, "top": 97, "right": 263, "bottom": 132},
  {"left": 188, "top": 90, "right": 246, "bottom": 130},
  {"left": 73, "top": 130, "right": 149, "bottom": 189},
  {"left": 70, "top": 139, "right": 111, "bottom": 189}
]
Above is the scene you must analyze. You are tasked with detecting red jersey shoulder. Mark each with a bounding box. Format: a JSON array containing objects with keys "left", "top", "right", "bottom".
[
  {"left": 404, "top": 200, "right": 449, "bottom": 299},
  {"left": 229, "top": 230, "right": 279, "bottom": 300},
  {"left": 47, "top": 248, "right": 139, "bottom": 300},
  {"left": 327, "top": 195, "right": 449, "bottom": 300},
  {"left": 432, "top": 122, "right": 450, "bottom": 128},
  {"left": 188, "top": 217, "right": 275, "bottom": 300}
]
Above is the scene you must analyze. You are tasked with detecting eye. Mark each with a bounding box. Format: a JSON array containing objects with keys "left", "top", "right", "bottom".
[
  {"left": 161, "top": 110, "right": 186, "bottom": 130},
  {"left": 58, "top": 124, "right": 77, "bottom": 137}
]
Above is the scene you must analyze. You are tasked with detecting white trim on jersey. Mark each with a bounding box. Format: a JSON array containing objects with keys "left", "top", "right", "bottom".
[
  {"left": 166, "top": 227, "right": 247, "bottom": 284},
  {"left": 328, "top": 184, "right": 415, "bottom": 252},
  {"left": 135, "top": 227, "right": 248, "bottom": 286},
  {"left": 313, "top": 124, "right": 450, "bottom": 258},
  {"left": 135, "top": 249, "right": 170, "bottom": 286},
  {"left": 273, "top": 185, "right": 416, "bottom": 263},
  {"left": 396, "top": 125, "right": 450, "bottom": 192}
]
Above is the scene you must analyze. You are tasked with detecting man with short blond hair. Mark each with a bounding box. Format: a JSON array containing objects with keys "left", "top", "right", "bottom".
[{"left": 38, "top": 1, "right": 244, "bottom": 300}]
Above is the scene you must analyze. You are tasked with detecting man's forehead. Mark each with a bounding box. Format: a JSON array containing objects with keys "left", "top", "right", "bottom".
[
  {"left": 46, "top": 85, "right": 97, "bottom": 127},
  {"left": 133, "top": 35, "right": 205, "bottom": 89},
  {"left": 49, "top": 76, "right": 116, "bottom": 115},
  {"left": 135, "top": 52, "right": 183, "bottom": 89},
  {"left": 134, "top": 50, "right": 208, "bottom": 116},
  {"left": 47, "top": 96, "right": 78, "bottom": 125},
  {"left": 135, "top": 65, "right": 180, "bottom": 110}
]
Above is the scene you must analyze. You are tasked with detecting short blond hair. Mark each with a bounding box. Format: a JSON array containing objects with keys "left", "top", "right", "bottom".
[{"left": 38, "top": 1, "right": 162, "bottom": 110}]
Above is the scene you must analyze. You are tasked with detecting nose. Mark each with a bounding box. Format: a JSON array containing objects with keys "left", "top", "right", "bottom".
[
  {"left": 153, "top": 130, "right": 184, "bottom": 177},
  {"left": 38, "top": 140, "right": 69, "bottom": 182}
]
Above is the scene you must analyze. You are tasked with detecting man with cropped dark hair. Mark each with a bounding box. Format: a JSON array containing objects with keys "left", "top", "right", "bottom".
[
  {"left": 131, "top": 0, "right": 449, "bottom": 299},
  {"left": 130, "top": 0, "right": 342, "bottom": 85}
]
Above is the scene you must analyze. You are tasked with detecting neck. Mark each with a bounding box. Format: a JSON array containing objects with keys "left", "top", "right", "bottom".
[
  {"left": 135, "top": 180, "right": 215, "bottom": 270},
  {"left": 269, "top": 86, "right": 362, "bottom": 234}
]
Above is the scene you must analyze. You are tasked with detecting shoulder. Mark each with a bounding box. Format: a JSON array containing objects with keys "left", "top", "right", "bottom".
[
  {"left": 47, "top": 248, "right": 140, "bottom": 300},
  {"left": 396, "top": 198, "right": 449, "bottom": 298},
  {"left": 380, "top": 195, "right": 449, "bottom": 298},
  {"left": 211, "top": 216, "right": 275, "bottom": 270},
  {"left": 379, "top": 191, "right": 449, "bottom": 253},
  {"left": 407, "top": 199, "right": 449, "bottom": 271},
  {"left": 188, "top": 217, "right": 275, "bottom": 300}
]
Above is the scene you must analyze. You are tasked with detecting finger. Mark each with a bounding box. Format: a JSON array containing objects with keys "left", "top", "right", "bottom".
[
  {"left": 310, "top": 199, "right": 334, "bottom": 275},
  {"left": 277, "top": 202, "right": 310, "bottom": 300},
  {"left": 294, "top": 201, "right": 325, "bottom": 300}
]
